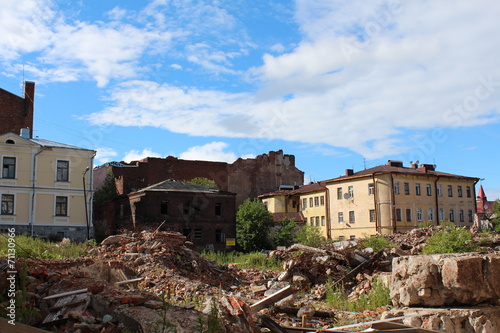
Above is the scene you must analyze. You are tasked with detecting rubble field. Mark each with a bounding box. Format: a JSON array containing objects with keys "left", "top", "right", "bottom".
[{"left": 1, "top": 226, "right": 500, "bottom": 333}]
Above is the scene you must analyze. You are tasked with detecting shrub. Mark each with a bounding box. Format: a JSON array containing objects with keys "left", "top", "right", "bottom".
[
  {"left": 360, "top": 235, "right": 395, "bottom": 252},
  {"left": 293, "top": 225, "right": 324, "bottom": 248},
  {"left": 325, "top": 278, "right": 391, "bottom": 312},
  {"left": 422, "top": 225, "right": 478, "bottom": 254}
]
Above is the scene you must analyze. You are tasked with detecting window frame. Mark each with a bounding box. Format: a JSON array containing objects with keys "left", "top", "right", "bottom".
[
  {"left": 459, "top": 209, "right": 465, "bottom": 222},
  {"left": 348, "top": 186, "right": 354, "bottom": 198},
  {"left": 466, "top": 186, "right": 471, "bottom": 198},
  {"left": 404, "top": 182, "right": 410, "bottom": 195},
  {"left": 394, "top": 182, "right": 400, "bottom": 194},
  {"left": 428, "top": 209, "right": 434, "bottom": 222},
  {"left": 415, "top": 183, "right": 421, "bottom": 196},
  {"left": 337, "top": 187, "right": 342, "bottom": 200},
  {"left": 449, "top": 209, "right": 455, "bottom": 222},
  {"left": 426, "top": 184, "right": 432, "bottom": 196},
  {"left": 406, "top": 208, "right": 412, "bottom": 221},
  {"left": 457, "top": 186, "right": 463, "bottom": 197},
  {"left": 55, "top": 196, "right": 68, "bottom": 216},
  {"left": 369, "top": 209, "right": 376, "bottom": 222},
  {"left": 56, "top": 160, "right": 70, "bottom": 182},
  {"left": 448, "top": 185, "right": 453, "bottom": 197},
  {"left": 338, "top": 212, "right": 344, "bottom": 223},
  {"left": 368, "top": 183, "right": 374, "bottom": 195},
  {"left": 395, "top": 208, "right": 402, "bottom": 222},
  {"left": 416, "top": 209, "right": 423, "bottom": 222},
  {"left": 2, "top": 156, "right": 16, "bottom": 179},
  {"left": 437, "top": 184, "right": 442, "bottom": 197},
  {"left": 349, "top": 211, "right": 355, "bottom": 223},
  {"left": 1, "top": 194, "right": 14, "bottom": 215}
]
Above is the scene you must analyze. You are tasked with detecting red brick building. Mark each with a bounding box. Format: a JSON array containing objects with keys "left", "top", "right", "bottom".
[
  {"left": 0, "top": 82, "right": 35, "bottom": 137},
  {"left": 94, "top": 150, "right": 304, "bottom": 207}
]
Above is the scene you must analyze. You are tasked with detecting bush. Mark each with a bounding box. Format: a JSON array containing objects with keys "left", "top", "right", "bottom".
[
  {"left": 293, "top": 225, "right": 324, "bottom": 248},
  {"left": 325, "top": 278, "right": 391, "bottom": 312},
  {"left": 200, "top": 251, "right": 282, "bottom": 271},
  {"left": 422, "top": 225, "right": 478, "bottom": 254},
  {"left": 360, "top": 235, "right": 395, "bottom": 252}
]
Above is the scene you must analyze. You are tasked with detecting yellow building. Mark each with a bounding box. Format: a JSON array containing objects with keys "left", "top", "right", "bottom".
[
  {"left": 0, "top": 131, "right": 95, "bottom": 241},
  {"left": 259, "top": 182, "right": 330, "bottom": 238},
  {"left": 326, "top": 161, "right": 479, "bottom": 240}
]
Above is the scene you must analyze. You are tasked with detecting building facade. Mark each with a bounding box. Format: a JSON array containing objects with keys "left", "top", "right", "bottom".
[
  {"left": 0, "top": 132, "right": 95, "bottom": 241},
  {"left": 326, "top": 161, "right": 479, "bottom": 240},
  {"left": 260, "top": 182, "right": 328, "bottom": 238},
  {"left": 110, "top": 179, "right": 236, "bottom": 251}
]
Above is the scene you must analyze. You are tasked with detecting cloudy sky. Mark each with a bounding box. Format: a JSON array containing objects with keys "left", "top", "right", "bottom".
[{"left": 1, "top": 0, "right": 499, "bottom": 199}]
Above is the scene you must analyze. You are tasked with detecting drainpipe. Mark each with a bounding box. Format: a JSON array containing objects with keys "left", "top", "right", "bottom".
[
  {"left": 434, "top": 176, "right": 440, "bottom": 225},
  {"left": 325, "top": 187, "right": 331, "bottom": 240},
  {"left": 473, "top": 178, "right": 480, "bottom": 214},
  {"left": 83, "top": 167, "right": 90, "bottom": 240},
  {"left": 30, "top": 147, "right": 46, "bottom": 237},
  {"left": 389, "top": 173, "right": 396, "bottom": 234}
]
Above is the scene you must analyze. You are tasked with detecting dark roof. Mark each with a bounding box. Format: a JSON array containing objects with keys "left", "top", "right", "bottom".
[
  {"left": 325, "top": 164, "right": 479, "bottom": 183},
  {"left": 259, "top": 182, "right": 326, "bottom": 198},
  {"left": 138, "top": 179, "right": 228, "bottom": 194},
  {"left": 271, "top": 212, "right": 305, "bottom": 223}
]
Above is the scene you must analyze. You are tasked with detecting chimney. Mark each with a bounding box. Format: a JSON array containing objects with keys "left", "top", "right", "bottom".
[
  {"left": 387, "top": 160, "right": 403, "bottom": 167},
  {"left": 419, "top": 164, "right": 435, "bottom": 173},
  {"left": 346, "top": 169, "right": 354, "bottom": 176},
  {"left": 23, "top": 81, "right": 35, "bottom": 138},
  {"left": 20, "top": 128, "right": 30, "bottom": 138}
]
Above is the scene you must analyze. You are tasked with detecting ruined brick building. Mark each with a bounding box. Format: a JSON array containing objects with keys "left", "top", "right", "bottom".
[
  {"left": 93, "top": 151, "right": 304, "bottom": 247},
  {"left": 94, "top": 150, "right": 304, "bottom": 207},
  {"left": 0, "top": 81, "right": 35, "bottom": 138}
]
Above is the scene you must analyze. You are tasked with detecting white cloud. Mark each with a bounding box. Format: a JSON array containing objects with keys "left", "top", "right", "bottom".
[
  {"left": 180, "top": 142, "right": 237, "bottom": 163},
  {"left": 95, "top": 147, "right": 118, "bottom": 165},
  {"left": 122, "top": 148, "right": 162, "bottom": 163},
  {"left": 485, "top": 186, "right": 500, "bottom": 201}
]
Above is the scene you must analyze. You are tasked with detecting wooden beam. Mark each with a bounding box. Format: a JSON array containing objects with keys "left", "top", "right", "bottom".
[
  {"left": 0, "top": 318, "right": 50, "bottom": 333},
  {"left": 250, "top": 285, "right": 294, "bottom": 313},
  {"left": 42, "top": 288, "right": 88, "bottom": 300}
]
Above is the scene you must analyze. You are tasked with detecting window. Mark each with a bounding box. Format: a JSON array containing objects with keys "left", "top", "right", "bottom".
[
  {"left": 350, "top": 235, "right": 356, "bottom": 240},
  {"left": 302, "top": 198, "right": 307, "bottom": 210},
  {"left": 448, "top": 185, "right": 453, "bottom": 197},
  {"left": 466, "top": 186, "right": 471, "bottom": 198},
  {"left": 406, "top": 208, "right": 412, "bottom": 221},
  {"left": 315, "top": 216, "right": 320, "bottom": 226},
  {"left": 459, "top": 209, "right": 465, "bottom": 222},
  {"left": 337, "top": 188, "right": 342, "bottom": 200},
  {"left": 2, "top": 157, "right": 15, "bottom": 179},
  {"left": 215, "top": 229, "right": 225, "bottom": 243},
  {"left": 457, "top": 186, "right": 463, "bottom": 197},
  {"left": 321, "top": 216, "right": 326, "bottom": 226},
  {"left": 428, "top": 209, "right": 434, "bottom": 222},
  {"left": 348, "top": 186, "right": 354, "bottom": 198},
  {"left": 338, "top": 212, "right": 344, "bottom": 223},
  {"left": 349, "top": 211, "right": 355, "bottom": 223},
  {"left": 160, "top": 201, "right": 169, "bottom": 214},
  {"left": 368, "top": 183, "right": 374, "bottom": 195},
  {"left": 304, "top": 217, "right": 307, "bottom": 224},
  {"left": 183, "top": 201, "right": 190, "bottom": 215},
  {"left": 437, "top": 185, "right": 442, "bottom": 197},
  {"left": 215, "top": 203, "right": 222, "bottom": 216},
  {"left": 395, "top": 208, "right": 402, "bottom": 222},
  {"left": 369, "top": 209, "right": 375, "bottom": 222},
  {"left": 309, "top": 197, "right": 313, "bottom": 207},
  {"left": 56, "top": 160, "right": 69, "bottom": 181},
  {"left": 339, "top": 236, "right": 345, "bottom": 241},
  {"left": 415, "top": 183, "right": 421, "bottom": 196},
  {"left": 394, "top": 182, "right": 400, "bottom": 194},
  {"left": 449, "top": 209, "right": 455, "bottom": 222},
  {"left": 55, "top": 196, "right": 68, "bottom": 216},
  {"left": 320, "top": 196, "right": 325, "bottom": 206},
  {"left": 426, "top": 184, "right": 432, "bottom": 196},
  {"left": 438, "top": 209, "right": 444, "bottom": 221},
  {"left": 417, "top": 209, "right": 423, "bottom": 222},
  {"left": 194, "top": 229, "right": 202, "bottom": 241},
  {"left": 468, "top": 210, "right": 473, "bottom": 222},
  {"left": 404, "top": 182, "right": 410, "bottom": 195},
  {"left": 314, "top": 196, "right": 319, "bottom": 207},
  {"left": 1, "top": 194, "right": 14, "bottom": 215}
]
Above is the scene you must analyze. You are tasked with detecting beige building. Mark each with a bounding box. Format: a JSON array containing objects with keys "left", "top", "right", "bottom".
[
  {"left": 0, "top": 131, "right": 95, "bottom": 241},
  {"left": 326, "top": 161, "right": 479, "bottom": 240},
  {"left": 259, "top": 182, "right": 329, "bottom": 238}
]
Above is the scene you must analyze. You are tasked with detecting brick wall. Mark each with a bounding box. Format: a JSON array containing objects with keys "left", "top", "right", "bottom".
[
  {"left": 0, "top": 82, "right": 35, "bottom": 137},
  {"left": 98, "top": 150, "right": 304, "bottom": 208}
]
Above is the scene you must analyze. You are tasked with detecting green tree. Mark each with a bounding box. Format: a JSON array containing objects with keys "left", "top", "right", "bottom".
[
  {"left": 236, "top": 199, "right": 274, "bottom": 252},
  {"left": 93, "top": 169, "right": 118, "bottom": 207},
  {"left": 186, "top": 177, "right": 219, "bottom": 190},
  {"left": 294, "top": 224, "right": 324, "bottom": 248},
  {"left": 273, "top": 218, "right": 297, "bottom": 247},
  {"left": 491, "top": 200, "right": 500, "bottom": 231}
]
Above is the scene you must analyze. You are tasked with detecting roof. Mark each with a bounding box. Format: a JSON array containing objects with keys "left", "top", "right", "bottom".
[
  {"left": 259, "top": 182, "right": 326, "bottom": 198},
  {"left": 271, "top": 212, "right": 305, "bottom": 223},
  {"left": 137, "top": 179, "right": 232, "bottom": 194},
  {"left": 325, "top": 163, "right": 479, "bottom": 183},
  {"left": 30, "top": 138, "right": 94, "bottom": 151}
]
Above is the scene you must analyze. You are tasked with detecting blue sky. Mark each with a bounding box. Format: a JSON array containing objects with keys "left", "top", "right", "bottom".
[{"left": 1, "top": 0, "right": 499, "bottom": 200}]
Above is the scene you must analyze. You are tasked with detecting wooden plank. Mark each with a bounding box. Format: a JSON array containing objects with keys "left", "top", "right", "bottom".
[
  {"left": 260, "top": 315, "right": 289, "bottom": 333},
  {"left": 250, "top": 285, "right": 295, "bottom": 313},
  {"left": 371, "top": 321, "right": 441, "bottom": 332},
  {"left": 42, "top": 288, "right": 88, "bottom": 300},
  {"left": 50, "top": 293, "right": 89, "bottom": 310},
  {"left": 0, "top": 317, "right": 50, "bottom": 333},
  {"left": 115, "top": 277, "right": 144, "bottom": 285},
  {"left": 273, "top": 306, "right": 335, "bottom": 318}
]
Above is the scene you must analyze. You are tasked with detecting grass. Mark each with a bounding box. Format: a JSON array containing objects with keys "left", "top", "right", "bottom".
[
  {"left": 0, "top": 234, "right": 94, "bottom": 259},
  {"left": 325, "top": 279, "right": 391, "bottom": 312},
  {"left": 359, "top": 235, "right": 395, "bottom": 252},
  {"left": 422, "top": 224, "right": 478, "bottom": 254},
  {"left": 200, "top": 251, "right": 282, "bottom": 270}
]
